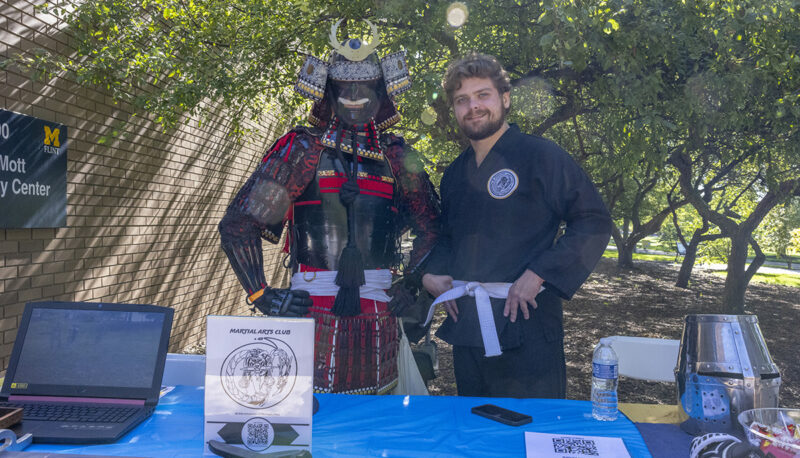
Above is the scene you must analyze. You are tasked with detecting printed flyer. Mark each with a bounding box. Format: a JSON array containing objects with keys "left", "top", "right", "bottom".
[{"left": 204, "top": 315, "right": 314, "bottom": 456}]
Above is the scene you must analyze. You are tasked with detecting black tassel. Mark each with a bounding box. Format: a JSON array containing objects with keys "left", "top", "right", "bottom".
[
  {"left": 336, "top": 245, "right": 366, "bottom": 286},
  {"left": 332, "top": 245, "right": 365, "bottom": 316},
  {"left": 332, "top": 287, "right": 361, "bottom": 316},
  {"left": 330, "top": 124, "right": 366, "bottom": 317}
]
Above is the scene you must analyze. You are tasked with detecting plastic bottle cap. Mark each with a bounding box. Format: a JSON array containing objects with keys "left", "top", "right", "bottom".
[{"left": 599, "top": 338, "right": 612, "bottom": 345}]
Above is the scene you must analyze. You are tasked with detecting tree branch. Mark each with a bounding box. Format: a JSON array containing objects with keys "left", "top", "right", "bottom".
[
  {"left": 533, "top": 104, "right": 596, "bottom": 136},
  {"left": 669, "top": 146, "right": 739, "bottom": 234},
  {"left": 741, "top": 178, "right": 800, "bottom": 235}
]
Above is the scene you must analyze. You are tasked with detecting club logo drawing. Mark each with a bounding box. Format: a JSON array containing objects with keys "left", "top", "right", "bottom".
[
  {"left": 487, "top": 168, "right": 519, "bottom": 199},
  {"left": 221, "top": 340, "right": 297, "bottom": 409}
]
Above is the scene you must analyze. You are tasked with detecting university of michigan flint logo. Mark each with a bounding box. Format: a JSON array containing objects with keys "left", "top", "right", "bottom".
[
  {"left": 487, "top": 168, "right": 518, "bottom": 199},
  {"left": 43, "top": 125, "right": 61, "bottom": 154}
]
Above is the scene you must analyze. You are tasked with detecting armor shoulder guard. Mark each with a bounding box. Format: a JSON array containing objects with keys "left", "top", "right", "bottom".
[
  {"left": 222, "top": 127, "right": 324, "bottom": 245},
  {"left": 262, "top": 126, "right": 323, "bottom": 165}
]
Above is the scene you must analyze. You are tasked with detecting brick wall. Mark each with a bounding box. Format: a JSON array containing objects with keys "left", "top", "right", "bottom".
[{"left": 0, "top": 1, "right": 290, "bottom": 372}]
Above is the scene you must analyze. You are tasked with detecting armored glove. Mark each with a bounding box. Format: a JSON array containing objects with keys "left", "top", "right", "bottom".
[
  {"left": 388, "top": 274, "right": 436, "bottom": 344},
  {"left": 252, "top": 288, "right": 313, "bottom": 317},
  {"left": 388, "top": 268, "right": 427, "bottom": 316},
  {"left": 388, "top": 280, "right": 417, "bottom": 317}
]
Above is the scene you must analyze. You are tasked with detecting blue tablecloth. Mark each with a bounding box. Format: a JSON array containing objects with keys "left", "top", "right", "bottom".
[
  {"left": 27, "top": 386, "right": 652, "bottom": 457},
  {"left": 635, "top": 423, "right": 693, "bottom": 458}
]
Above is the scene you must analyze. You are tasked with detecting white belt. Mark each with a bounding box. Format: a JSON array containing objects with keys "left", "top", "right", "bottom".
[
  {"left": 425, "top": 281, "right": 545, "bottom": 357},
  {"left": 290, "top": 270, "right": 392, "bottom": 303}
]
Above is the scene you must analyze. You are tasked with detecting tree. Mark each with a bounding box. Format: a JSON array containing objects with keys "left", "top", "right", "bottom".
[
  {"left": 605, "top": 168, "right": 686, "bottom": 269},
  {"left": 790, "top": 228, "right": 800, "bottom": 257},
  {"left": 664, "top": 0, "right": 800, "bottom": 313},
  {"left": 11, "top": 0, "right": 800, "bottom": 312},
  {"left": 756, "top": 198, "right": 800, "bottom": 268},
  {"left": 665, "top": 201, "right": 727, "bottom": 288}
]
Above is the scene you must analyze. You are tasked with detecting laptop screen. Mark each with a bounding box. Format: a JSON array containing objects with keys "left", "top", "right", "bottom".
[
  {"left": 2, "top": 302, "right": 173, "bottom": 400},
  {"left": 14, "top": 308, "right": 166, "bottom": 389}
]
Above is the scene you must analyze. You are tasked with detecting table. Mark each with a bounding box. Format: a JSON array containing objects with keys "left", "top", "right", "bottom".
[
  {"left": 620, "top": 403, "right": 694, "bottom": 458},
  {"left": 24, "top": 386, "right": 652, "bottom": 457}
]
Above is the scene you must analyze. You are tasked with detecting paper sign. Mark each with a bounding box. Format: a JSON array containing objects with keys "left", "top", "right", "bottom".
[
  {"left": 204, "top": 315, "right": 314, "bottom": 456},
  {"left": 525, "top": 431, "right": 631, "bottom": 458}
]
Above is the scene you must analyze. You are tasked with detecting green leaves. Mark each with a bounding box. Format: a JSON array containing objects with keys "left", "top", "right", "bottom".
[
  {"left": 603, "top": 18, "right": 619, "bottom": 34},
  {"left": 539, "top": 32, "right": 556, "bottom": 49},
  {"left": 538, "top": 11, "right": 552, "bottom": 25},
  {"left": 13, "top": 0, "right": 799, "bottom": 189}
]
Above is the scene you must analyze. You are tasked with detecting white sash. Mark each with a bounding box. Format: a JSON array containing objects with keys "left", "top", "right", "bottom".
[
  {"left": 426, "top": 281, "right": 544, "bottom": 357},
  {"left": 290, "top": 269, "right": 392, "bottom": 303}
]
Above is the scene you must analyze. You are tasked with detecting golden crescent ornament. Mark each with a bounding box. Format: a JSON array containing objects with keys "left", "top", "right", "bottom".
[{"left": 329, "top": 19, "right": 380, "bottom": 62}]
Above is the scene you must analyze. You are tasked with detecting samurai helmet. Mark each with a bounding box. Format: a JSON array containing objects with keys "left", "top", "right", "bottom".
[{"left": 295, "top": 19, "right": 411, "bottom": 130}]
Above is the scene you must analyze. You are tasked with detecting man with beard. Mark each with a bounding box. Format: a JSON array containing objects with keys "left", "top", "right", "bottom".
[
  {"left": 219, "top": 20, "right": 440, "bottom": 395},
  {"left": 422, "top": 53, "right": 612, "bottom": 398}
]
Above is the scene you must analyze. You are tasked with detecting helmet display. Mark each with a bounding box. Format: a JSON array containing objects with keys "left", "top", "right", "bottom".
[
  {"left": 295, "top": 19, "right": 411, "bottom": 130},
  {"left": 676, "top": 314, "right": 781, "bottom": 436}
]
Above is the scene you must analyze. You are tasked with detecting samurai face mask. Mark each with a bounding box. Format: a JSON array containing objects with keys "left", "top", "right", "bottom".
[{"left": 327, "top": 51, "right": 384, "bottom": 126}]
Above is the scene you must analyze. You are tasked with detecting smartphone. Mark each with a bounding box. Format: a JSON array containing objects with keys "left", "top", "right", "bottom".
[{"left": 471, "top": 404, "right": 532, "bottom": 426}]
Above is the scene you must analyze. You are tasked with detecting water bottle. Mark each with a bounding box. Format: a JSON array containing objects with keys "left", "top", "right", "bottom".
[{"left": 591, "top": 338, "right": 619, "bottom": 421}]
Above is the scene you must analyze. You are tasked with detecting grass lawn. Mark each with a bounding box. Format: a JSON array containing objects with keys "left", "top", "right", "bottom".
[
  {"left": 603, "top": 250, "right": 800, "bottom": 288},
  {"left": 709, "top": 271, "right": 800, "bottom": 288},
  {"left": 602, "top": 250, "right": 676, "bottom": 263}
]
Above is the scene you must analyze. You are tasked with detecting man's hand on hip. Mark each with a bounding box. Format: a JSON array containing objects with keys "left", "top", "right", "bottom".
[
  {"left": 504, "top": 269, "right": 545, "bottom": 323},
  {"left": 422, "top": 273, "right": 459, "bottom": 322}
]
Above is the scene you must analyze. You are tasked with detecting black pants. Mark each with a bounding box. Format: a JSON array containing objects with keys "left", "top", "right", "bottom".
[{"left": 452, "top": 334, "right": 566, "bottom": 399}]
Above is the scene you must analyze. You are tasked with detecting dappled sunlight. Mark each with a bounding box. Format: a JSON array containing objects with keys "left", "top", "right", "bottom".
[{"left": 511, "top": 77, "right": 556, "bottom": 123}]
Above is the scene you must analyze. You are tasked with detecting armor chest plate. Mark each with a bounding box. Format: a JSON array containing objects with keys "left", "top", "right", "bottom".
[{"left": 293, "top": 149, "right": 398, "bottom": 270}]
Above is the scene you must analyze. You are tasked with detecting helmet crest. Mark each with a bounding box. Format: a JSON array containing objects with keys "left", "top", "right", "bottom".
[{"left": 328, "top": 19, "right": 380, "bottom": 62}]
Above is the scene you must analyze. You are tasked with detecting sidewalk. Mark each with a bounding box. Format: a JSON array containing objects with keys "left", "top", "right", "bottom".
[{"left": 697, "top": 263, "right": 800, "bottom": 276}]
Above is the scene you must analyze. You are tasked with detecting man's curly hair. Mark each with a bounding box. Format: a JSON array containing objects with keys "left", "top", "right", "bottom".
[{"left": 442, "top": 52, "right": 512, "bottom": 105}]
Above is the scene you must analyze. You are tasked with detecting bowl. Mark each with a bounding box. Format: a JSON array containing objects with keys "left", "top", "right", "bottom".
[{"left": 738, "top": 408, "right": 800, "bottom": 457}]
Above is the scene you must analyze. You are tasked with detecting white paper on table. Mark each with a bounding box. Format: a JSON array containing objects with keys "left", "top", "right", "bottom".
[
  {"left": 524, "top": 431, "right": 631, "bottom": 458},
  {"left": 203, "top": 315, "right": 315, "bottom": 457}
]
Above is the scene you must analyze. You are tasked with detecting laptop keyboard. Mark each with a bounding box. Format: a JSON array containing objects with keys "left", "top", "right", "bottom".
[{"left": 0, "top": 403, "right": 139, "bottom": 423}]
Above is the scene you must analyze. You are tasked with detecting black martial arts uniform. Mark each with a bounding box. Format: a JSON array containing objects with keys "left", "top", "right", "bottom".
[{"left": 426, "top": 124, "right": 612, "bottom": 398}]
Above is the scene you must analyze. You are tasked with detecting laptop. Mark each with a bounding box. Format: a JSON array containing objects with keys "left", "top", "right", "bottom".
[{"left": 0, "top": 301, "right": 174, "bottom": 444}]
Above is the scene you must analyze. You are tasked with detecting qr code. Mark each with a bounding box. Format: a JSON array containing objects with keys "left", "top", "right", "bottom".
[
  {"left": 551, "top": 437, "right": 600, "bottom": 456},
  {"left": 246, "top": 422, "right": 272, "bottom": 445}
]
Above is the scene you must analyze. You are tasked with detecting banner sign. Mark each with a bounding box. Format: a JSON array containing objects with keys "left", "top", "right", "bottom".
[
  {"left": 204, "top": 315, "right": 314, "bottom": 456},
  {"left": 0, "top": 109, "right": 67, "bottom": 228}
]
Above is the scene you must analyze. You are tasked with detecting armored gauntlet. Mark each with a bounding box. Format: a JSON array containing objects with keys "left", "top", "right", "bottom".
[{"left": 252, "top": 288, "right": 313, "bottom": 317}]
